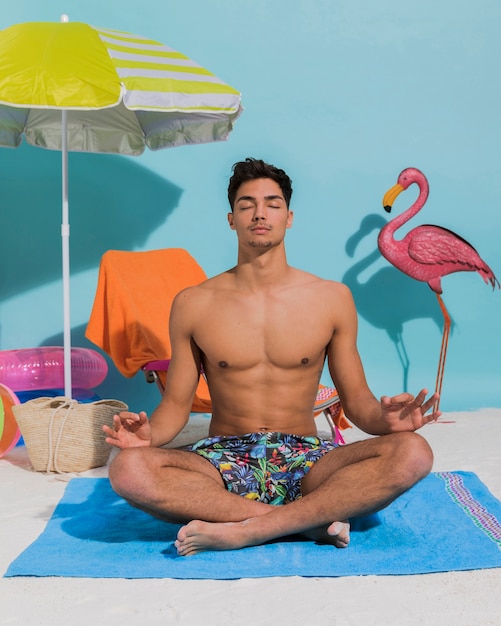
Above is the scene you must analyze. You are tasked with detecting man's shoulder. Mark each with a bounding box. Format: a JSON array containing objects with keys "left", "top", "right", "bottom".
[
  {"left": 291, "top": 268, "right": 351, "bottom": 296},
  {"left": 173, "top": 271, "right": 231, "bottom": 304}
]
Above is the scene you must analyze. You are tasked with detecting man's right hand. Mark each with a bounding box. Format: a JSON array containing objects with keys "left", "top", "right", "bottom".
[{"left": 103, "top": 411, "right": 152, "bottom": 449}]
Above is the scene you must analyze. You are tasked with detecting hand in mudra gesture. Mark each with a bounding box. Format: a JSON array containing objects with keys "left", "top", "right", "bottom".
[
  {"left": 380, "top": 389, "right": 441, "bottom": 432},
  {"left": 103, "top": 411, "right": 152, "bottom": 449}
]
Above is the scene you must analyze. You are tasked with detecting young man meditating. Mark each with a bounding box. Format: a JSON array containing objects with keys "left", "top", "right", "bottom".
[{"left": 104, "top": 158, "right": 439, "bottom": 556}]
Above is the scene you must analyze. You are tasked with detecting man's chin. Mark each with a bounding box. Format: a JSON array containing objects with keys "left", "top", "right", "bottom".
[{"left": 248, "top": 241, "right": 273, "bottom": 248}]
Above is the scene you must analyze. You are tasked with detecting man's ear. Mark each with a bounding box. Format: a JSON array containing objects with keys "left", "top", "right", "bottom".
[
  {"left": 286, "top": 210, "right": 294, "bottom": 228},
  {"left": 227, "top": 212, "right": 235, "bottom": 230}
]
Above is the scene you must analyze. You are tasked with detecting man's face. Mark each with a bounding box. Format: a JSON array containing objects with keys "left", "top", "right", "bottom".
[{"left": 227, "top": 178, "right": 293, "bottom": 248}]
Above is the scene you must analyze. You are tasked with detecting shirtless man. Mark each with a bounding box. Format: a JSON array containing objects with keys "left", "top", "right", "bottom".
[{"left": 104, "top": 157, "right": 439, "bottom": 556}]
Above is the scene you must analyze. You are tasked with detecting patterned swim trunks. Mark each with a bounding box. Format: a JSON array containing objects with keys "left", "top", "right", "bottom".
[{"left": 181, "top": 432, "right": 338, "bottom": 505}]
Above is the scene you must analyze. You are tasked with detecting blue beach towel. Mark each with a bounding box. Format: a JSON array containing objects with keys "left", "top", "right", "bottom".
[{"left": 5, "top": 471, "right": 501, "bottom": 579}]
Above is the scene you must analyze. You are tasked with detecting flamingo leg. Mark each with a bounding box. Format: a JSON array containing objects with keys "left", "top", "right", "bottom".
[{"left": 434, "top": 294, "right": 451, "bottom": 412}]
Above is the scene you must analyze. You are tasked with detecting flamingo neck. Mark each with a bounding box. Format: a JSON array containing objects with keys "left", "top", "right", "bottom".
[{"left": 381, "top": 181, "right": 428, "bottom": 239}]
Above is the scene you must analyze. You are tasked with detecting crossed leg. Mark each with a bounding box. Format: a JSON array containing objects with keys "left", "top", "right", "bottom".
[
  {"left": 174, "top": 431, "right": 433, "bottom": 555},
  {"left": 109, "top": 431, "right": 433, "bottom": 556},
  {"left": 109, "top": 446, "right": 274, "bottom": 523}
]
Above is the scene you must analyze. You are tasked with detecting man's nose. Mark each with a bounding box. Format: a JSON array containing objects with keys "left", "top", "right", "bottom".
[{"left": 253, "top": 205, "right": 267, "bottom": 220}]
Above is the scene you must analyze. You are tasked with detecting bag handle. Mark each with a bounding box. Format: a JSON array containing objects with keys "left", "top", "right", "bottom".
[{"left": 47, "top": 399, "right": 78, "bottom": 473}]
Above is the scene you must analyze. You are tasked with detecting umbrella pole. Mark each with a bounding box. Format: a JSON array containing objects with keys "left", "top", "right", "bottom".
[{"left": 61, "top": 109, "right": 72, "bottom": 398}]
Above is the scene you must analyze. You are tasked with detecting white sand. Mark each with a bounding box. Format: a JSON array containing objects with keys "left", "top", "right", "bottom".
[{"left": 1, "top": 410, "right": 501, "bottom": 626}]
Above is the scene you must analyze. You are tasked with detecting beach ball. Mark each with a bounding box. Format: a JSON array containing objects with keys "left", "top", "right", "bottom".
[{"left": 0, "top": 383, "right": 21, "bottom": 457}]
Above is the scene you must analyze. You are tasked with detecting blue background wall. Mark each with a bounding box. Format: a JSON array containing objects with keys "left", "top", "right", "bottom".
[{"left": 1, "top": 0, "right": 500, "bottom": 414}]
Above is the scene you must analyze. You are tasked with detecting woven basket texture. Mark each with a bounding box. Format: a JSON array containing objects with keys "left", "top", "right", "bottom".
[{"left": 12, "top": 396, "right": 127, "bottom": 473}]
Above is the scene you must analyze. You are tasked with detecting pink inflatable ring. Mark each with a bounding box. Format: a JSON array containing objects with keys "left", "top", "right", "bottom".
[{"left": 0, "top": 347, "right": 108, "bottom": 391}]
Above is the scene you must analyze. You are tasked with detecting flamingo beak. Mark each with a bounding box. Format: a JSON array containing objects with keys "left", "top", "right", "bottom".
[{"left": 382, "top": 183, "right": 404, "bottom": 213}]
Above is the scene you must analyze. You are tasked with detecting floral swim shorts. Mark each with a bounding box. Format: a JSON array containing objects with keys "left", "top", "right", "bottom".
[{"left": 181, "top": 432, "right": 339, "bottom": 505}]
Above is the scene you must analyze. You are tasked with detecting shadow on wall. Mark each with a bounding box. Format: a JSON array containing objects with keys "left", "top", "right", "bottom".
[
  {"left": 0, "top": 143, "right": 183, "bottom": 301},
  {"left": 342, "top": 214, "right": 449, "bottom": 392}
]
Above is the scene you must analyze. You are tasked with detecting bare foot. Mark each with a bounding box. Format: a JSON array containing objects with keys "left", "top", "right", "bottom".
[
  {"left": 301, "top": 520, "right": 350, "bottom": 548},
  {"left": 175, "top": 519, "right": 255, "bottom": 556},
  {"left": 174, "top": 518, "right": 350, "bottom": 556}
]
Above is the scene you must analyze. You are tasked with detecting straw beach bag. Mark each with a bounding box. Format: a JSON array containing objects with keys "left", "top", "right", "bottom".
[{"left": 12, "top": 397, "right": 127, "bottom": 473}]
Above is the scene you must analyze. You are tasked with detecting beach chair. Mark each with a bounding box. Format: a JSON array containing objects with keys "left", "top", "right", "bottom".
[{"left": 86, "top": 248, "right": 349, "bottom": 442}]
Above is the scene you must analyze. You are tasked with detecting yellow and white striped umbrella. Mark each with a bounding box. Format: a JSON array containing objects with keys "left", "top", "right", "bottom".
[
  {"left": 0, "top": 18, "right": 243, "bottom": 154},
  {"left": 0, "top": 17, "right": 243, "bottom": 397}
]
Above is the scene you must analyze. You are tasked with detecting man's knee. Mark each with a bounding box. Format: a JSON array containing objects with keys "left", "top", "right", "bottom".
[
  {"left": 108, "top": 447, "right": 152, "bottom": 499},
  {"left": 391, "top": 431, "right": 433, "bottom": 483}
]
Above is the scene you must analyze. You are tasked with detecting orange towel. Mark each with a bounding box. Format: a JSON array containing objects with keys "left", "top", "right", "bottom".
[{"left": 85, "top": 248, "right": 211, "bottom": 413}]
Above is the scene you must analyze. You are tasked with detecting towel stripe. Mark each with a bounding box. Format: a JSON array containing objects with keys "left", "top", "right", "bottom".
[{"left": 437, "top": 471, "right": 501, "bottom": 549}]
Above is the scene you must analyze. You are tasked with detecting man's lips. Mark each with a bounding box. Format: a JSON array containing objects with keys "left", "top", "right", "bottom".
[{"left": 250, "top": 226, "right": 271, "bottom": 233}]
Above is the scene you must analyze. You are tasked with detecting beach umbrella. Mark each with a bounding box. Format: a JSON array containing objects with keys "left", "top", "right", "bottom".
[{"left": 0, "top": 16, "right": 243, "bottom": 397}]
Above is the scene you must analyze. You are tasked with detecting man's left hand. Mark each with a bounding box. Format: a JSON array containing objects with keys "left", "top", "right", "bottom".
[{"left": 380, "top": 389, "right": 441, "bottom": 432}]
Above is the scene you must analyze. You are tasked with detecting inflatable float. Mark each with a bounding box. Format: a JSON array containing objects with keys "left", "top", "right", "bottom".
[{"left": 0, "top": 347, "right": 107, "bottom": 392}]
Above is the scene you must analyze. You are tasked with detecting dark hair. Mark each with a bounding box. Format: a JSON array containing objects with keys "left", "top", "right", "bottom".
[{"left": 227, "top": 157, "right": 293, "bottom": 211}]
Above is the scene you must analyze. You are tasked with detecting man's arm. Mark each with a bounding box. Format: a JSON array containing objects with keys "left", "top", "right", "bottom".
[
  {"left": 147, "top": 287, "right": 204, "bottom": 446},
  {"left": 103, "top": 286, "right": 206, "bottom": 449},
  {"left": 326, "top": 283, "right": 382, "bottom": 432},
  {"left": 326, "top": 283, "right": 439, "bottom": 435}
]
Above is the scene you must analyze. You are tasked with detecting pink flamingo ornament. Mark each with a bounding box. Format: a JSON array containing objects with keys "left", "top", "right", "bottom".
[{"left": 378, "top": 167, "right": 499, "bottom": 410}]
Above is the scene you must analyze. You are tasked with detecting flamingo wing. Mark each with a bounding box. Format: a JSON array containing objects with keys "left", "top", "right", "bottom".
[{"left": 407, "top": 225, "right": 483, "bottom": 268}]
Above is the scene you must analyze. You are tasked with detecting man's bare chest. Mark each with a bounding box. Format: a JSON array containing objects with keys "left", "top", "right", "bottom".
[{"left": 193, "top": 301, "right": 331, "bottom": 370}]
